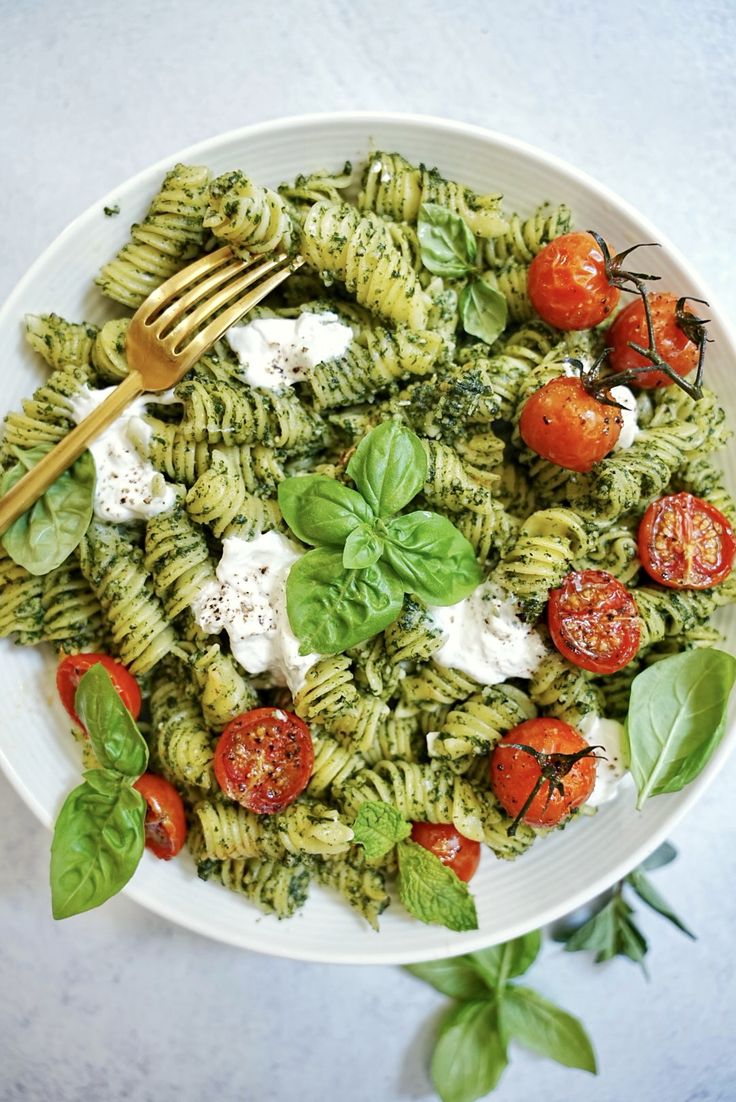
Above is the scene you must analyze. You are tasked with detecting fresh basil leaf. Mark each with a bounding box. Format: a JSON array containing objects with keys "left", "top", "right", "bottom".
[
  {"left": 0, "top": 446, "right": 95, "bottom": 576},
  {"left": 417, "top": 203, "right": 477, "bottom": 278},
  {"left": 465, "top": 930, "right": 542, "bottom": 990},
  {"left": 50, "top": 769, "right": 146, "bottom": 919},
  {"left": 352, "top": 800, "right": 411, "bottom": 859},
  {"left": 383, "top": 511, "right": 482, "bottom": 605},
  {"left": 347, "top": 421, "right": 427, "bottom": 518},
  {"left": 563, "top": 894, "right": 648, "bottom": 970},
  {"left": 624, "top": 649, "right": 736, "bottom": 808},
  {"left": 626, "top": 867, "right": 695, "bottom": 939},
  {"left": 431, "top": 1000, "right": 507, "bottom": 1102},
  {"left": 286, "top": 547, "right": 404, "bottom": 654},
  {"left": 499, "top": 986, "right": 597, "bottom": 1073},
  {"left": 404, "top": 958, "right": 490, "bottom": 1001},
  {"left": 342, "top": 524, "right": 384, "bottom": 570},
  {"left": 277, "top": 474, "right": 374, "bottom": 547},
  {"left": 397, "top": 840, "right": 478, "bottom": 932},
  {"left": 74, "top": 663, "right": 148, "bottom": 778},
  {"left": 459, "top": 277, "right": 508, "bottom": 347},
  {"left": 640, "top": 840, "right": 678, "bottom": 872}
]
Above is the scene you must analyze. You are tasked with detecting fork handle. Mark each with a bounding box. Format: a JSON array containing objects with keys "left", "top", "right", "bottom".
[{"left": 0, "top": 370, "right": 144, "bottom": 536}]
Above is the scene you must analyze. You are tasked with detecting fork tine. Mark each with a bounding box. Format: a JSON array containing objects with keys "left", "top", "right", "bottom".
[
  {"left": 176, "top": 257, "right": 303, "bottom": 370},
  {"left": 135, "top": 245, "right": 235, "bottom": 317},
  {"left": 149, "top": 254, "right": 247, "bottom": 337}
]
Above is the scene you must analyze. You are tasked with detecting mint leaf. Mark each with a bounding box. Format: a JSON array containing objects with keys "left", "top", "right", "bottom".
[
  {"left": 563, "top": 893, "right": 648, "bottom": 971},
  {"left": 352, "top": 801, "right": 411, "bottom": 860},
  {"left": 397, "top": 840, "right": 478, "bottom": 932},
  {"left": 75, "top": 663, "right": 148, "bottom": 778},
  {"left": 500, "top": 986, "right": 597, "bottom": 1073},
  {"left": 347, "top": 420, "right": 427, "bottom": 517},
  {"left": 431, "top": 1000, "right": 507, "bottom": 1102},
  {"left": 467, "top": 930, "right": 542, "bottom": 990},
  {"left": 418, "top": 203, "right": 477, "bottom": 278},
  {"left": 404, "top": 958, "right": 489, "bottom": 1000},
  {"left": 626, "top": 867, "right": 695, "bottom": 939},
  {"left": 459, "top": 277, "right": 507, "bottom": 347}
]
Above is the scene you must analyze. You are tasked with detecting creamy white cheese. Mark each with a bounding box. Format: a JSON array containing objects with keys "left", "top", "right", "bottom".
[
  {"left": 190, "top": 530, "right": 317, "bottom": 696},
  {"left": 579, "top": 713, "right": 630, "bottom": 807},
  {"left": 610, "top": 385, "right": 639, "bottom": 450},
  {"left": 429, "top": 584, "right": 548, "bottom": 685},
  {"left": 69, "top": 385, "right": 178, "bottom": 523},
  {"left": 226, "top": 311, "right": 353, "bottom": 391}
]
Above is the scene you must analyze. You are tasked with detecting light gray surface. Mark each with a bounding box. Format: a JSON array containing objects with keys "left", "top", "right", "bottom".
[{"left": 1, "top": 1, "right": 735, "bottom": 1100}]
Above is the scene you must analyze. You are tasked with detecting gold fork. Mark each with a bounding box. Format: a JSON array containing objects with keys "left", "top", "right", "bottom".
[{"left": 0, "top": 246, "right": 303, "bottom": 534}]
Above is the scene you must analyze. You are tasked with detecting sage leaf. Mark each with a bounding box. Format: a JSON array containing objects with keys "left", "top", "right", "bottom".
[
  {"left": 347, "top": 420, "right": 427, "bottom": 517},
  {"left": 342, "top": 524, "right": 384, "bottom": 570},
  {"left": 286, "top": 547, "right": 404, "bottom": 654},
  {"left": 624, "top": 648, "right": 736, "bottom": 807},
  {"left": 352, "top": 800, "right": 410, "bottom": 859},
  {"left": 459, "top": 277, "right": 508, "bottom": 347},
  {"left": 626, "top": 867, "right": 695, "bottom": 939},
  {"left": 499, "top": 986, "right": 597, "bottom": 1073},
  {"left": 397, "top": 840, "right": 478, "bottom": 932},
  {"left": 404, "top": 957, "right": 490, "bottom": 1001},
  {"left": 277, "top": 474, "right": 374, "bottom": 547},
  {"left": 563, "top": 894, "right": 648, "bottom": 971},
  {"left": 383, "top": 511, "right": 482, "bottom": 605},
  {"left": 74, "top": 663, "right": 148, "bottom": 778},
  {"left": 0, "top": 446, "right": 95, "bottom": 576},
  {"left": 50, "top": 769, "right": 146, "bottom": 919},
  {"left": 466, "top": 930, "right": 542, "bottom": 990},
  {"left": 431, "top": 1000, "right": 507, "bottom": 1102},
  {"left": 418, "top": 203, "right": 477, "bottom": 278}
]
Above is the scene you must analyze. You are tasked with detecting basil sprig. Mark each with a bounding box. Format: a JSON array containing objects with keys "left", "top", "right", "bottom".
[
  {"left": 279, "top": 421, "right": 482, "bottom": 655},
  {"left": 0, "top": 445, "right": 96, "bottom": 575},
  {"left": 50, "top": 664, "right": 148, "bottom": 919},
  {"left": 417, "top": 203, "right": 508, "bottom": 347},
  {"left": 623, "top": 648, "right": 736, "bottom": 808}
]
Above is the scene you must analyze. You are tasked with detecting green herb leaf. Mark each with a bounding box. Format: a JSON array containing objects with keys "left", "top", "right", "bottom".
[
  {"left": 466, "top": 930, "right": 542, "bottom": 990},
  {"left": 50, "top": 769, "right": 146, "bottom": 919},
  {"left": 397, "top": 840, "right": 478, "bottom": 932},
  {"left": 624, "top": 649, "right": 736, "bottom": 808},
  {"left": 0, "top": 446, "right": 96, "bottom": 576},
  {"left": 277, "top": 474, "right": 374, "bottom": 547},
  {"left": 626, "top": 867, "right": 695, "bottom": 939},
  {"left": 404, "top": 958, "right": 490, "bottom": 1001},
  {"left": 499, "top": 986, "right": 597, "bottom": 1073},
  {"left": 640, "top": 840, "right": 678, "bottom": 872},
  {"left": 286, "top": 547, "right": 404, "bottom": 654},
  {"left": 347, "top": 421, "right": 427, "bottom": 518},
  {"left": 563, "top": 894, "right": 648, "bottom": 971},
  {"left": 417, "top": 203, "right": 477, "bottom": 278},
  {"left": 459, "top": 277, "right": 508, "bottom": 347},
  {"left": 342, "top": 524, "right": 384, "bottom": 570},
  {"left": 352, "top": 800, "right": 411, "bottom": 859},
  {"left": 383, "top": 511, "right": 482, "bottom": 605},
  {"left": 431, "top": 1000, "right": 507, "bottom": 1102},
  {"left": 74, "top": 663, "right": 148, "bottom": 778}
]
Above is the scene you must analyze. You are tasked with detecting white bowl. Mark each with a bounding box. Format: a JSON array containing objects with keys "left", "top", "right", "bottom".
[{"left": 1, "top": 112, "right": 734, "bottom": 965}]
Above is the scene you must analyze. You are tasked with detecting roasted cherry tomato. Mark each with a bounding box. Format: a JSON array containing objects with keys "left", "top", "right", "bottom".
[
  {"left": 410, "top": 822, "right": 481, "bottom": 883},
  {"left": 527, "top": 231, "right": 620, "bottom": 330},
  {"left": 214, "top": 708, "right": 314, "bottom": 814},
  {"left": 607, "top": 292, "right": 699, "bottom": 388},
  {"left": 133, "top": 773, "right": 187, "bottom": 860},
  {"left": 547, "top": 569, "right": 641, "bottom": 674},
  {"left": 56, "top": 653, "right": 142, "bottom": 729},
  {"left": 490, "top": 718, "right": 596, "bottom": 829},
  {"left": 519, "top": 376, "right": 623, "bottom": 472},
  {"left": 638, "top": 492, "right": 735, "bottom": 589}
]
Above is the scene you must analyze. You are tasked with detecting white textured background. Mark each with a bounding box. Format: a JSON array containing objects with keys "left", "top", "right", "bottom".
[{"left": 1, "top": 2, "right": 735, "bottom": 1100}]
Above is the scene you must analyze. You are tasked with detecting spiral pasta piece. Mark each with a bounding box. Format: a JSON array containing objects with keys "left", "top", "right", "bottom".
[
  {"left": 312, "top": 851, "right": 389, "bottom": 930},
  {"left": 1, "top": 365, "right": 89, "bottom": 456},
  {"left": 429, "top": 684, "right": 537, "bottom": 762},
  {"left": 420, "top": 438, "right": 497, "bottom": 514},
  {"left": 400, "top": 662, "right": 479, "bottom": 707},
  {"left": 383, "top": 598, "right": 445, "bottom": 665},
  {"left": 195, "top": 798, "right": 353, "bottom": 860},
  {"left": 91, "top": 318, "right": 131, "bottom": 381},
  {"left": 144, "top": 499, "right": 217, "bottom": 620},
  {"left": 482, "top": 263, "right": 533, "bottom": 322},
  {"left": 204, "top": 170, "right": 294, "bottom": 255},
  {"left": 196, "top": 854, "right": 310, "bottom": 919},
  {"left": 529, "top": 651, "right": 603, "bottom": 726},
  {"left": 150, "top": 658, "right": 216, "bottom": 791},
  {"left": 176, "top": 375, "right": 322, "bottom": 451},
  {"left": 492, "top": 508, "right": 588, "bottom": 620},
  {"left": 328, "top": 691, "right": 390, "bottom": 755},
  {"left": 293, "top": 655, "right": 359, "bottom": 722},
  {"left": 41, "top": 560, "right": 106, "bottom": 654},
  {"left": 189, "top": 644, "right": 258, "bottom": 730},
  {"left": 24, "top": 314, "right": 97, "bottom": 371},
  {"left": 0, "top": 550, "right": 43, "bottom": 644},
  {"left": 482, "top": 203, "right": 572, "bottom": 268},
  {"left": 278, "top": 162, "right": 353, "bottom": 211},
  {"left": 307, "top": 732, "right": 366, "bottom": 798}
]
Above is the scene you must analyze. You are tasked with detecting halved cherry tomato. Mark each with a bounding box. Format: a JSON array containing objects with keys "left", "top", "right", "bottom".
[
  {"left": 214, "top": 708, "right": 314, "bottom": 814},
  {"left": 547, "top": 569, "right": 641, "bottom": 674},
  {"left": 607, "top": 292, "right": 698, "bottom": 388},
  {"left": 638, "top": 492, "right": 735, "bottom": 589},
  {"left": 519, "top": 376, "right": 623, "bottom": 472},
  {"left": 410, "top": 822, "right": 481, "bottom": 883},
  {"left": 56, "top": 653, "right": 142, "bottom": 729},
  {"left": 133, "top": 773, "right": 187, "bottom": 860},
  {"left": 490, "top": 718, "right": 596, "bottom": 829},
  {"left": 527, "top": 231, "right": 620, "bottom": 330}
]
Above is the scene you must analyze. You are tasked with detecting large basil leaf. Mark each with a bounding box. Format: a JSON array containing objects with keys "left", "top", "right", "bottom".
[
  {"left": 499, "top": 986, "right": 597, "bottom": 1073},
  {"left": 347, "top": 421, "right": 427, "bottom": 517},
  {"left": 404, "top": 958, "right": 490, "bottom": 1001},
  {"left": 74, "top": 663, "right": 148, "bottom": 778},
  {"left": 50, "top": 769, "right": 146, "bottom": 919},
  {"left": 431, "top": 1000, "right": 507, "bottom": 1102},
  {"left": 465, "top": 930, "right": 542, "bottom": 990},
  {"left": 0, "top": 446, "right": 95, "bottom": 576},
  {"left": 396, "top": 839, "right": 478, "bottom": 932},
  {"left": 459, "top": 277, "right": 508, "bottom": 347},
  {"left": 352, "top": 800, "right": 411, "bottom": 860},
  {"left": 277, "top": 474, "right": 374, "bottom": 547},
  {"left": 342, "top": 524, "right": 384, "bottom": 570},
  {"left": 417, "top": 203, "right": 477, "bottom": 278},
  {"left": 383, "top": 511, "right": 482, "bottom": 605},
  {"left": 624, "top": 648, "right": 736, "bottom": 807},
  {"left": 286, "top": 547, "right": 404, "bottom": 654}
]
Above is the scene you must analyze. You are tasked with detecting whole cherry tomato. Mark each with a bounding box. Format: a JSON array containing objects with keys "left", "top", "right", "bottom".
[
  {"left": 519, "top": 376, "right": 623, "bottom": 472},
  {"left": 607, "top": 292, "right": 699, "bottom": 387},
  {"left": 528, "top": 231, "right": 620, "bottom": 330},
  {"left": 133, "top": 773, "right": 187, "bottom": 860},
  {"left": 56, "top": 653, "right": 142, "bottom": 729},
  {"left": 214, "top": 708, "right": 314, "bottom": 814},
  {"left": 638, "top": 492, "right": 735, "bottom": 589},
  {"left": 410, "top": 822, "right": 481, "bottom": 882},
  {"left": 547, "top": 569, "right": 641, "bottom": 674}
]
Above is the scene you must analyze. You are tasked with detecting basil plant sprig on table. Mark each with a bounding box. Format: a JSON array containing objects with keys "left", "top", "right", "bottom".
[
  {"left": 50, "top": 663, "right": 149, "bottom": 919},
  {"left": 279, "top": 420, "right": 482, "bottom": 655},
  {"left": 417, "top": 203, "right": 508, "bottom": 346}
]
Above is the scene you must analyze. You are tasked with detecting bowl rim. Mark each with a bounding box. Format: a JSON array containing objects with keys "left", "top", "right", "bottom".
[{"left": 2, "top": 110, "right": 736, "bottom": 964}]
